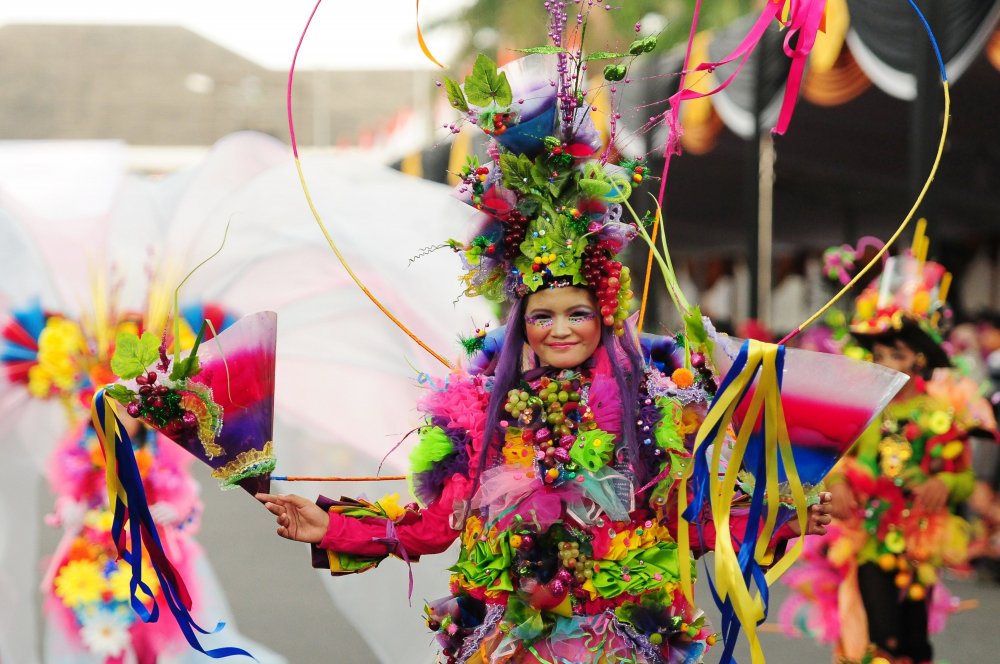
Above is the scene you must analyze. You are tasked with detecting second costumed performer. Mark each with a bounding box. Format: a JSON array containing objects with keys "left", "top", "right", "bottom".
[{"left": 257, "top": 52, "right": 832, "bottom": 664}]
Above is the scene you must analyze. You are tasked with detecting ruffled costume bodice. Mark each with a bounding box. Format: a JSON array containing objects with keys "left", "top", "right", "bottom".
[{"left": 312, "top": 349, "right": 799, "bottom": 664}]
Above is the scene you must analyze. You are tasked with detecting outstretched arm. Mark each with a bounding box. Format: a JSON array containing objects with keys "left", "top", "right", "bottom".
[
  {"left": 677, "top": 492, "right": 833, "bottom": 555},
  {"left": 257, "top": 473, "right": 471, "bottom": 559},
  {"left": 257, "top": 493, "right": 330, "bottom": 543}
]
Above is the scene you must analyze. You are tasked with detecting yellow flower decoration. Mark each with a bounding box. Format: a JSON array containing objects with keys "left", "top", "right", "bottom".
[
  {"left": 54, "top": 559, "right": 106, "bottom": 608},
  {"left": 927, "top": 411, "right": 952, "bottom": 435},
  {"left": 679, "top": 406, "right": 703, "bottom": 435},
  {"left": 84, "top": 509, "right": 116, "bottom": 533},
  {"left": 109, "top": 564, "right": 132, "bottom": 602},
  {"left": 29, "top": 317, "right": 87, "bottom": 398},
  {"left": 461, "top": 516, "right": 485, "bottom": 550},
  {"left": 375, "top": 494, "right": 406, "bottom": 521}
]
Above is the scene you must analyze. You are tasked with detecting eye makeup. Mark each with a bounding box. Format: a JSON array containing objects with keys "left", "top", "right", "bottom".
[
  {"left": 568, "top": 309, "right": 597, "bottom": 324},
  {"left": 525, "top": 314, "right": 554, "bottom": 328},
  {"left": 524, "top": 308, "right": 596, "bottom": 328}
]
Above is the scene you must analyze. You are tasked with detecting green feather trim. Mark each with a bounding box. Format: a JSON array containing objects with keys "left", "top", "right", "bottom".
[{"left": 409, "top": 426, "right": 456, "bottom": 474}]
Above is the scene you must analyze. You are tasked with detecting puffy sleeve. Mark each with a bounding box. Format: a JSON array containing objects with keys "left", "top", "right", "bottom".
[
  {"left": 312, "top": 372, "right": 490, "bottom": 573},
  {"left": 329, "top": 476, "right": 470, "bottom": 558}
]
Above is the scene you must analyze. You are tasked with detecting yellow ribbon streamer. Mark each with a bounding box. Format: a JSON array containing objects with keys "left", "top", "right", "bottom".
[
  {"left": 416, "top": 0, "right": 446, "bottom": 68},
  {"left": 678, "top": 340, "right": 811, "bottom": 663},
  {"left": 93, "top": 392, "right": 128, "bottom": 516}
]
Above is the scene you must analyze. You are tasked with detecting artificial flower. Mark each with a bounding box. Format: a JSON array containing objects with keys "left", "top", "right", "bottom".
[
  {"left": 109, "top": 563, "right": 132, "bottom": 602},
  {"left": 54, "top": 559, "right": 106, "bottom": 608},
  {"left": 375, "top": 494, "right": 406, "bottom": 521},
  {"left": 79, "top": 609, "right": 131, "bottom": 657},
  {"left": 84, "top": 509, "right": 115, "bottom": 533}
]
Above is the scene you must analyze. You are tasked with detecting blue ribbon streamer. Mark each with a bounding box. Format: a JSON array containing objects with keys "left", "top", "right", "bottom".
[
  {"left": 95, "top": 389, "right": 254, "bottom": 660},
  {"left": 682, "top": 342, "right": 788, "bottom": 663}
]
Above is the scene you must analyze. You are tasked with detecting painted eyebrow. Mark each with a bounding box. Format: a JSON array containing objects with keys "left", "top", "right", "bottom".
[{"left": 525, "top": 305, "right": 595, "bottom": 317}]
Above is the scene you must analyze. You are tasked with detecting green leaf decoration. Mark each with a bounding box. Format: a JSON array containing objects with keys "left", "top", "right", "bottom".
[
  {"left": 683, "top": 306, "right": 713, "bottom": 353},
  {"left": 500, "top": 153, "right": 535, "bottom": 192},
  {"left": 603, "top": 64, "right": 627, "bottom": 82},
  {"left": 629, "top": 36, "right": 658, "bottom": 55},
  {"left": 444, "top": 77, "right": 469, "bottom": 112},
  {"left": 169, "top": 355, "right": 201, "bottom": 382},
  {"left": 464, "top": 54, "right": 513, "bottom": 107},
  {"left": 169, "top": 320, "right": 207, "bottom": 382},
  {"left": 110, "top": 331, "right": 160, "bottom": 380},
  {"left": 530, "top": 159, "right": 551, "bottom": 189},
  {"left": 105, "top": 384, "right": 137, "bottom": 404},
  {"left": 514, "top": 46, "right": 569, "bottom": 55},
  {"left": 585, "top": 51, "right": 628, "bottom": 61}
]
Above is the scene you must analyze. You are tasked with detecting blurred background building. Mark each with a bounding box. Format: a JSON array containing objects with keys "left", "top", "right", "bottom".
[{"left": 0, "top": 24, "right": 436, "bottom": 171}]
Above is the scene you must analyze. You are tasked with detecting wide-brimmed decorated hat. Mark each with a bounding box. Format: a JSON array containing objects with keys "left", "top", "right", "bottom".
[
  {"left": 849, "top": 225, "right": 951, "bottom": 371},
  {"left": 441, "top": 50, "right": 658, "bottom": 335}
]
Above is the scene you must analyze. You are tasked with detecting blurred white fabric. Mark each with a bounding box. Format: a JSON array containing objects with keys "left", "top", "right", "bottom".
[{"left": 0, "top": 132, "right": 493, "bottom": 663}]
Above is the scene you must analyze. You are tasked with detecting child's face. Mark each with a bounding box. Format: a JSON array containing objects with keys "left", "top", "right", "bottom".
[
  {"left": 871, "top": 339, "right": 920, "bottom": 377},
  {"left": 524, "top": 287, "right": 602, "bottom": 369}
]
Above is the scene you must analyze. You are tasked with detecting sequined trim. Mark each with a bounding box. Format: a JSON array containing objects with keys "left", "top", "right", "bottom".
[
  {"left": 612, "top": 615, "right": 668, "bottom": 664},
  {"left": 455, "top": 603, "right": 505, "bottom": 664},
  {"left": 210, "top": 440, "right": 276, "bottom": 488}
]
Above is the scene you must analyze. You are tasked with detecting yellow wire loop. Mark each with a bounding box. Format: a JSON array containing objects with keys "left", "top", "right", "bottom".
[
  {"left": 781, "top": 81, "right": 951, "bottom": 343},
  {"left": 293, "top": 159, "right": 453, "bottom": 369}
]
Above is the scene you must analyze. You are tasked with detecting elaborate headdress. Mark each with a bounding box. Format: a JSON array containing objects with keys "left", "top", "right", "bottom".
[
  {"left": 443, "top": 53, "right": 653, "bottom": 335},
  {"left": 849, "top": 220, "right": 952, "bottom": 371}
]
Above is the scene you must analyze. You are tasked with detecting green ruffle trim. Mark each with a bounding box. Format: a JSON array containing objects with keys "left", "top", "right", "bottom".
[
  {"left": 590, "top": 541, "right": 690, "bottom": 599},
  {"left": 214, "top": 442, "right": 277, "bottom": 490},
  {"left": 569, "top": 428, "right": 616, "bottom": 472},
  {"left": 409, "top": 425, "right": 455, "bottom": 474},
  {"left": 450, "top": 533, "right": 514, "bottom": 593}
]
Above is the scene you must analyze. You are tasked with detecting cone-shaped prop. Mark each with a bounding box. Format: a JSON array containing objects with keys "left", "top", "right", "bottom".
[
  {"left": 114, "top": 311, "right": 277, "bottom": 495},
  {"left": 181, "top": 311, "right": 276, "bottom": 494},
  {"left": 713, "top": 334, "right": 907, "bottom": 515}
]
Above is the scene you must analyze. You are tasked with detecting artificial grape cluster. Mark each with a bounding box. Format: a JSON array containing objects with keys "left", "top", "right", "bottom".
[
  {"left": 126, "top": 371, "right": 198, "bottom": 439},
  {"left": 502, "top": 210, "right": 528, "bottom": 261},
  {"left": 537, "top": 376, "right": 583, "bottom": 434},
  {"left": 558, "top": 541, "right": 595, "bottom": 584},
  {"left": 503, "top": 388, "right": 537, "bottom": 420},
  {"left": 581, "top": 244, "right": 633, "bottom": 332}
]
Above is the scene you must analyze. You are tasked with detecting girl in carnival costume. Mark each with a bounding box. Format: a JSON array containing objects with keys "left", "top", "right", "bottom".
[
  {"left": 258, "top": 45, "right": 833, "bottom": 663},
  {"left": 783, "top": 231, "right": 994, "bottom": 664}
]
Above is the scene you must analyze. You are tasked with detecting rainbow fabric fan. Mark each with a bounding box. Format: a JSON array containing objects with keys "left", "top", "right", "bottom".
[
  {"left": 678, "top": 335, "right": 906, "bottom": 664},
  {"left": 102, "top": 310, "right": 277, "bottom": 495}
]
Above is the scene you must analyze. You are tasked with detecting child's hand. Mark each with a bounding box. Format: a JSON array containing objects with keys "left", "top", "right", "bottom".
[
  {"left": 828, "top": 482, "right": 859, "bottom": 521},
  {"left": 256, "top": 493, "right": 330, "bottom": 544},
  {"left": 912, "top": 476, "right": 949, "bottom": 513},
  {"left": 788, "top": 492, "right": 833, "bottom": 536}
]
